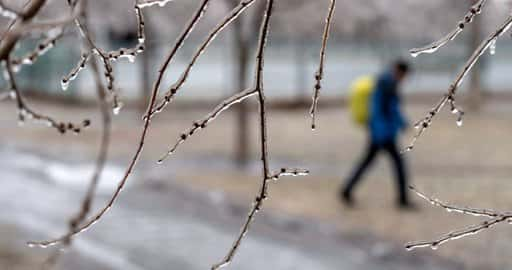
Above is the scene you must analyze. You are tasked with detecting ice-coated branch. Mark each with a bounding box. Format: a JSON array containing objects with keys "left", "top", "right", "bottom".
[
  {"left": 410, "top": 186, "right": 502, "bottom": 218},
  {"left": 0, "top": 1, "right": 20, "bottom": 19},
  {"left": 27, "top": 0, "right": 212, "bottom": 249},
  {"left": 37, "top": 6, "right": 112, "bottom": 268},
  {"left": 136, "top": 0, "right": 174, "bottom": 8},
  {"left": 405, "top": 15, "right": 512, "bottom": 152},
  {"left": 410, "top": 0, "right": 488, "bottom": 57},
  {"left": 211, "top": 1, "right": 275, "bottom": 269},
  {"left": 269, "top": 168, "right": 309, "bottom": 181},
  {"left": 158, "top": 88, "right": 257, "bottom": 163},
  {"left": 309, "top": 0, "right": 336, "bottom": 130},
  {"left": 405, "top": 216, "right": 507, "bottom": 251},
  {"left": 61, "top": 52, "right": 90, "bottom": 91},
  {"left": 406, "top": 186, "right": 512, "bottom": 251},
  {"left": 10, "top": 28, "right": 64, "bottom": 71},
  {"left": 2, "top": 60, "right": 91, "bottom": 134},
  {"left": 104, "top": 5, "right": 146, "bottom": 63},
  {"left": 149, "top": 0, "right": 258, "bottom": 117}
]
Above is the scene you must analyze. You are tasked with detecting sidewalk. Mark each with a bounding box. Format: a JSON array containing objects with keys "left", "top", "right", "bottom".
[{"left": 2, "top": 99, "right": 512, "bottom": 269}]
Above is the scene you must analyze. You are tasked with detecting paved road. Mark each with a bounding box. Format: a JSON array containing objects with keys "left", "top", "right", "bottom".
[{"left": 0, "top": 147, "right": 463, "bottom": 270}]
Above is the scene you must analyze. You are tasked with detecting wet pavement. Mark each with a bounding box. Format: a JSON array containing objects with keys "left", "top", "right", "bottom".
[{"left": 0, "top": 147, "right": 462, "bottom": 270}]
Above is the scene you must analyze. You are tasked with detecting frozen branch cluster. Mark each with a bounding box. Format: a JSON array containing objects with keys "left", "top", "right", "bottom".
[
  {"left": 405, "top": 1, "right": 512, "bottom": 252},
  {"left": 404, "top": 0, "right": 512, "bottom": 152},
  {"left": 0, "top": 0, "right": 327, "bottom": 269},
  {"left": 406, "top": 186, "right": 511, "bottom": 251}
]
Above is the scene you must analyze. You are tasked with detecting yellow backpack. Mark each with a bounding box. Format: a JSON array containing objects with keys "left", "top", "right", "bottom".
[{"left": 349, "top": 76, "right": 375, "bottom": 126}]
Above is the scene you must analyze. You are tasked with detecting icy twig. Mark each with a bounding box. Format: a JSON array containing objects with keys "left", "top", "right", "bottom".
[
  {"left": 269, "top": 168, "right": 309, "bottom": 181},
  {"left": 10, "top": 29, "right": 64, "bottom": 71},
  {"left": 136, "top": 0, "right": 174, "bottom": 8},
  {"left": 211, "top": 1, "right": 283, "bottom": 269},
  {"left": 34, "top": 4, "right": 112, "bottom": 268},
  {"left": 309, "top": 0, "right": 336, "bottom": 130},
  {"left": 404, "top": 15, "right": 512, "bottom": 152},
  {"left": 61, "top": 52, "right": 90, "bottom": 91},
  {"left": 104, "top": 5, "right": 146, "bottom": 63},
  {"left": 149, "top": 0, "right": 257, "bottom": 117},
  {"left": 410, "top": 0, "right": 488, "bottom": 57},
  {"left": 405, "top": 216, "right": 508, "bottom": 251},
  {"left": 27, "top": 0, "right": 212, "bottom": 249},
  {"left": 410, "top": 186, "right": 502, "bottom": 218},
  {"left": 2, "top": 60, "right": 90, "bottom": 133},
  {"left": 158, "top": 88, "right": 257, "bottom": 163},
  {"left": 406, "top": 186, "right": 512, "bottom": 251},
  {"left": 0, "top": 1, "right": 20, "bottom": 19}
]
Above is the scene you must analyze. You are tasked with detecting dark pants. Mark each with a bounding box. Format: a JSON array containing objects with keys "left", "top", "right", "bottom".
[{"left": 342, "top": 139, "right": 409, "bottom": 204}]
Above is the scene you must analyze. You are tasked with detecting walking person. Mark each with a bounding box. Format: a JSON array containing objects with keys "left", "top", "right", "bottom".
[{"left": 341, "top": 60, "right": 414, "bottom": 209}]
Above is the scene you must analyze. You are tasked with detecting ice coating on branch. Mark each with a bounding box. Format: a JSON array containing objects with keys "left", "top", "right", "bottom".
[
  {"left": 489, "top": 38, "right": 497, "bottom": 55},
  {"left": 405, "top": 15, "right": 512, "bottom": 153},
  {"left": 410, "top": 0, "right": 488, "bottom": 57},
  {"left": 0, "top": 3, "right": 18, "bottom": 19},
  {"left": 61, "top": 53, "right": 90, "bottom": 91},
  {"left": 410, "top": 29, "right": 462, "bottom": 57},
  {"left": 137, "top": 0, "right": 174, "bottom": 8},
  {"left": 158, "top": 88, "right": 258, "bottom": 163}
]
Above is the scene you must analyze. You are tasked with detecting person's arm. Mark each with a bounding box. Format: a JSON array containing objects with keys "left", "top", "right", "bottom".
[{"left": 391, "top": 97, "right": 408, "bottom": 130}]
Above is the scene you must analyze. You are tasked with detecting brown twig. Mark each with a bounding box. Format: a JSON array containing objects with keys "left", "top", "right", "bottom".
[{"left": 309, "top": 0, "right": 336, "bottom": 130}]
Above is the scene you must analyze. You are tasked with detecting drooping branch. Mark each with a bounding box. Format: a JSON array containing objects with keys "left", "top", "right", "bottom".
[
  {"left": 38, "top": 4, "right": 112, "bottom": 269},
  {"left": 211, "top": 1, "right": 275, "bottom": 269},
  {"left": 404, "top": 15, "right": 512, "bottom": 152},
  {"left": 27, "top": 0, "right": 212, "bottom": 249},
  {"left": 2, "top": 60, "right": 91, "bottom": 133},
  {"left": 410, "top": 0, "right": 488, "bottom": 57},
  {"left": 309, "top": 0, "right": 336, "bottom": 130}
]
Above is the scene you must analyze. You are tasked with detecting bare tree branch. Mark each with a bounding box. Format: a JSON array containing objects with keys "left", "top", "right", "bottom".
[
  {"left": 211, "top": 1, "right": 275, "bottom": 268},
  {"left": 27, "top": 0, "right": 212, "bottom": 249},
  {"left": 158, "top": 88, "right": 258, "bottom": 163},
  {"left": 309, "top": 0, "right": 336, "bottom": 130},
  {"left": 410, "top": 0, "right": 488, "bottom": 57},
  {"left": 405, "top": 216, "right": 507, "bottom": 251},
  {"left": 409, "top": 186, "right": 502, "bottom": 218},
  {"left": 405, "top": 14, "right": 512, "bottom": 153},
  {"left": 149, "top": 0, "right": 258, "bottom": 117},
  {"left": 3, "top": 60, "right": 90, "bottom": 133}
]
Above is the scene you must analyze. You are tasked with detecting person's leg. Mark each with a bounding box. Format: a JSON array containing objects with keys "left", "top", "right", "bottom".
[
  {"left": 383, "top": 141, "right": 409, "bottom": 205},
  {"left": 341, "top": 141, "right": 379, "bottom": 202}
]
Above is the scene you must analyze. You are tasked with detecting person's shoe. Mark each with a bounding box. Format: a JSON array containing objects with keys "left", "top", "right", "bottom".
[
  {"left": 396, "top": 201, "right": 419, "bottom": 211},
  {"left": 339, "top": 189, "right": 355, "bottom": 207}
]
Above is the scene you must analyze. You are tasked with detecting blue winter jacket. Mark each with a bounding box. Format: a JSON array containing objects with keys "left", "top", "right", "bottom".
[{"left": 369, "top": 71, "right": 407, "bottom": 145}]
